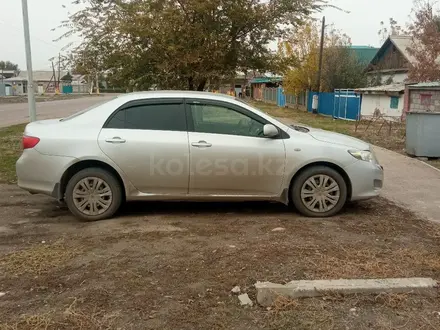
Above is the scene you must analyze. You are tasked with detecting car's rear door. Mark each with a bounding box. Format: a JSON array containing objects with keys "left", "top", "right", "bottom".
[
  {"left": 186, "top": 99, "right": 286, "bottom": 196},
  {"left": 98, "top": 98, "right": 189, "bottom": 195}
]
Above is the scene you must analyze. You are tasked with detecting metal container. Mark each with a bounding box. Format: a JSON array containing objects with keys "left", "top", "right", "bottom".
[{"left": 406, "top": 111, "right": 440, "bottom": 157}]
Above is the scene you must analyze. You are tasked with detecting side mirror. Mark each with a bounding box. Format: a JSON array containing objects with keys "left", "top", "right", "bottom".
[{"left": 263, "top": 124, "right": 279, "bottom": 138}]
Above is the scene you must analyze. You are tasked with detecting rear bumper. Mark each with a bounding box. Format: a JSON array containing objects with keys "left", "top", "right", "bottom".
[
  {"left": 344, "top": 160, "right": 384, "bottom": 201},
  {"left": 16, "top": 149, "right": 75, "bottom": 198}
]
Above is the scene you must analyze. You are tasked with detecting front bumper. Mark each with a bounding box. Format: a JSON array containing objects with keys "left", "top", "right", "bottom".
[
  {"left": 16, "top": 149, "right": 75, "bottom": 197},
  {"left": 344, "top": 160, "right": 384, "bottom": 201}
]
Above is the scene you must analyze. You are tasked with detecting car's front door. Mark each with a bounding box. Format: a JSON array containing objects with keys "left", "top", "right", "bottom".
[
  {"left": 186, "top": 99, "right": 286, "bottom": 196},
  {"left": 98, "top": 99, "right": 189, "bottom": 195}
]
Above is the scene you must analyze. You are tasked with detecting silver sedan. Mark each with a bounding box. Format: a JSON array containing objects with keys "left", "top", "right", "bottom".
[{"left": 16, "top": 91, "right": 383, "bottom": 221}]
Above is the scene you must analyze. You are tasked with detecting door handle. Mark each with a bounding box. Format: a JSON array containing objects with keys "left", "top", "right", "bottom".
[
  {"left": 191, "top": 140, "right": 212, "bottom": 148},
  {"left": 105, "top": 137, "right": 126, "bottom": 144}
]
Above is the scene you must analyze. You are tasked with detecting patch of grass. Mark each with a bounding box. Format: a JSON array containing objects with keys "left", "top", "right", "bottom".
[
  {"left": 0, "top": 124, "right": 26, "bottom": 183},
  {"left": 0, "top": 240, "right": 78, "bottom": 276},
  {"left": 251, "top": 100, "right": 353, "bottom": 135}
]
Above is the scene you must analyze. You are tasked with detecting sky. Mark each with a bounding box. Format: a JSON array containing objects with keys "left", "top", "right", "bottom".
[{"left": 0, "top": 0, "right": 415, "bottom": 70}]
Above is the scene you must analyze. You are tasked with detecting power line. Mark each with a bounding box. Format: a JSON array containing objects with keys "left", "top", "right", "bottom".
[{"left": 0, "top": 18, "right": 63, "bottom": 50}]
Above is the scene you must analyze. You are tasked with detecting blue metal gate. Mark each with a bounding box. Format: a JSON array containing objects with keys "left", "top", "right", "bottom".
[
  {"left": 307, "top": 92, "right": 335, "bottom": 116},
  {"left": 333, "top": 89, "right": 361, "bottom": 121}
]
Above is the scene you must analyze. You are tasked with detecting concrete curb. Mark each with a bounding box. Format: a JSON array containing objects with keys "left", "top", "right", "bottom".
[
  {"left": 373, "top": 145, "right": 440, "bottom": 173},
  {"left": 255, "top": 278, "right": 438, "bottom": 307}
]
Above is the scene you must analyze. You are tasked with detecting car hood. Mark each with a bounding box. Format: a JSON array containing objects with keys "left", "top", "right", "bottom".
[{"left": 290, "top": 125, "right": 369, "bottom": 150}]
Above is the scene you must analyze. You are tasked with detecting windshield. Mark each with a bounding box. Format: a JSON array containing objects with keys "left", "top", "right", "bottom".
[{"left": 60, "top": 97, "right": 116, "bottom": 121}]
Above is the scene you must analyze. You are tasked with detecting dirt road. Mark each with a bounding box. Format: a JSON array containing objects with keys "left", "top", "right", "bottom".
[
  {"left": 0, "top": 95, "right": 115, "bottom": 128},
  {"left": 0, "top": 184, "right": 439, "bottom": 329}
]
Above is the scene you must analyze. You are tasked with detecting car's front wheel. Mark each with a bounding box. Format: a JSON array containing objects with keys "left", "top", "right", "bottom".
[
  {"left": 291, "top": 166, "right": 347, "bottom": 217},
  {"left": 65, "top": 167, "right": 123, "bottom": 221}
]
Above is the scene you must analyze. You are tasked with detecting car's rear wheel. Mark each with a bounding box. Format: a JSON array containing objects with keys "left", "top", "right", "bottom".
[
  {"left": 65, "top": 167, "right": 123, "bottom": 221},
  {"left": 291, "top": 166, "right": 347, "bottom": 217}
]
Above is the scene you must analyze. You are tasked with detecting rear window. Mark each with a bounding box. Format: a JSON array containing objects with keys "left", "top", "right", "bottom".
[
  {"left": 106, "top": 103, "right": 187, "bottom": 131},
  {"left": 60, "top": 98, "right": 116, "bottom": 121}
]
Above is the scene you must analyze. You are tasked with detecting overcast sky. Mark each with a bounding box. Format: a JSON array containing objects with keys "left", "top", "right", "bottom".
[{"left": 0, "top": 0, "right": 414, "bottom": 70}]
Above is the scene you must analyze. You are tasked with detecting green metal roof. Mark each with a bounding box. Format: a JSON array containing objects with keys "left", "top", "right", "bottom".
[
  {"left": 350, "top": 46, "right": 379, "bottom": 64},
  {"left": 250, "top": 77, "right": 283, "bottom": 84}
]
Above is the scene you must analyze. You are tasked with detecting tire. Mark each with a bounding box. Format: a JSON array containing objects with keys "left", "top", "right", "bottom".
[
  {"left": 291, "top": 166, "right": 347, "bottom": 218},
  {"left": 65, "top": 167, "right": 123, "bottom": 221}
]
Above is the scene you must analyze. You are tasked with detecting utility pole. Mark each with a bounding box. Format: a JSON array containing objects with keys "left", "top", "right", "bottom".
[
  {"left": 314, "top": 16, "right": 325, "bottom": 114},
  {"left": 21, "top": 0, "right": 36, "bottom": 122},
  {"left": 58, "top": 53, "right": 61, "bottom": 94}
]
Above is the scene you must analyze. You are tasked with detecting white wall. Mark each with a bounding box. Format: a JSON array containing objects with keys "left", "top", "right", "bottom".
[
  {"left": 360, "top": 94, "right": 404, "bottom": 118},
  {"left": 367, "top": 72, "right": 408, "bottom": 85},
  {"left": 382, "top": 73, "right": 408, "bottom": 84}
]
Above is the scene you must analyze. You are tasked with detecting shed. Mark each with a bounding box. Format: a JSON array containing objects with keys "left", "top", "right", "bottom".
[
  {"left": 406, "top": 82, "right": 440, "bottom": 113},
  {"left": 405, "top": 82, "right": 440, "bottom": 157},
  {"left": 250, "top": 77, "right": 282, "bottom": 100},
  {"left": 355, "top": 84, "right": 405, "bottom": 119}
]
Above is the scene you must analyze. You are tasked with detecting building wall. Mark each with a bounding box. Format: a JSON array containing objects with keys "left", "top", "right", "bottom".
[
  {"left": 367, "top": 72, "right": 408, "bottom": 85},
  {"left": 409, "top": 89, "right": 440, "bottom": 112},
  {"left": 383, "top": 72, "right": 408, "bottom": 84},
  {"left": 360, "top": 94, "right": 404, "bottom": 118}
]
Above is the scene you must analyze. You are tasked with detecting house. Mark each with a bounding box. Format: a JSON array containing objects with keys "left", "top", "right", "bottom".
[
  {"left": 366, "top": 35, "right": 413, "bottom": 85},
  {"left": 3, "top": 70, "right": 68, "bottom": 95},
  {"left": 249, "top": 76, "right": 283, "bottom": 100},
  {"left": 356, "top": 84, "right": 406, "bottom": 119}
]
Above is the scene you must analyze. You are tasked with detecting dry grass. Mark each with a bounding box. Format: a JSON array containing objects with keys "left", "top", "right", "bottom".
[
  {"left": 0, "top": 312, "right": 56, "bottom": 330},
  {"left": 0, "top": 240, "right": 78, "bottom": 276},
  {"left": 0, "top": 299, "right": 118, "bottom": 330}
]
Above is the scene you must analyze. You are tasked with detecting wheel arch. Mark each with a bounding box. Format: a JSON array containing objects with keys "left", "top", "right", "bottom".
[
  {"left": 57, "top": 159, "right": 126, "bottom": 201},
  {"left": 288, "top": 161, "right": 352, "bottom": 202}
]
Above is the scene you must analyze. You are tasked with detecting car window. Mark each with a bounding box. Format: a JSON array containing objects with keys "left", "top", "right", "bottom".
[
  {"left": 106, "top": 103, "right": 186, "bottom": 131},
  {"left": 189, "top": 103, "right": 264, "bottom": 137},
  {"left": 61, "top": 98, "right": 117, "bottom": 121}
]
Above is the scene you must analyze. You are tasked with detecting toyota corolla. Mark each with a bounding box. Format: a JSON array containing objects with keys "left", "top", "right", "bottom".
[{"left": 16, "top": 91, "right": 383, "bottom": 221}]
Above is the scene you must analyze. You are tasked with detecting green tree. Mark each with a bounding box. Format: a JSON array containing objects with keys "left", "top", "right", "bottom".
[
  {"left": 59, "top": 0, "right": 327, "bottom": 91},
  {"left": 0, "top": 61, "right": 20, "bottom": 75},
  {"left": 281, "top": 22, "right": 367, "bottom": 94}
]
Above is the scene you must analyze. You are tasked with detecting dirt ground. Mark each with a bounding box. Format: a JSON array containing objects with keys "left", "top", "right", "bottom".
[{"left": 0, "top": 184, "right": 439, "bottom": 330}]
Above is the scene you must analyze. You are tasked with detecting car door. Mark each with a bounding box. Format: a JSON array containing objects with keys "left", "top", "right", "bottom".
[
  {"left": 98, "top": 98, "right": 189, "bottom": 195},
  {"left": 186, "top": 99, "right": 287, "bottom": 196}
]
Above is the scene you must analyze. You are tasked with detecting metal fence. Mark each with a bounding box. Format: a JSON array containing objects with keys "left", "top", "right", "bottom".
[
  {"left": 260, "top": 87, "right": 306, "bottom": 107},
  {"left": 263, "top": 88, "right": 277, "bottom": 103}
]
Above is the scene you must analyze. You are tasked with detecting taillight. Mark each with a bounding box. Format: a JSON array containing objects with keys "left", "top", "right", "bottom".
[{"left": 22, "top": 135, "right": 40, "bottom": 149}]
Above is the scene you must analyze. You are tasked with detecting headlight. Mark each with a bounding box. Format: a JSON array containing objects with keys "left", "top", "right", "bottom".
[{"left": 348, "top": 150, "right": 376, "bottom": 163}]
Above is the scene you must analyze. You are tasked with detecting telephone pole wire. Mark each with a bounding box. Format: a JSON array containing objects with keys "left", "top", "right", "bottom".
[{"left": 21, "top": 0, "right": 36, "bottom": 122}]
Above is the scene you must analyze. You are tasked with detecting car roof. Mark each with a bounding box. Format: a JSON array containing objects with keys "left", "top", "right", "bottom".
[{"left": 115, "top": 90, "right": 237, "bottom": 102}]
